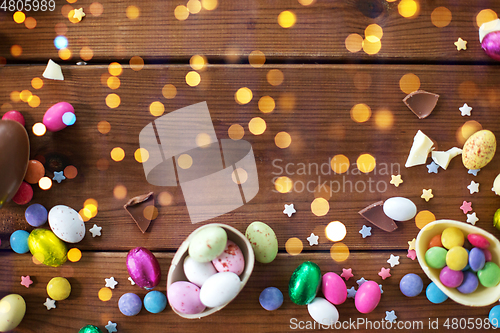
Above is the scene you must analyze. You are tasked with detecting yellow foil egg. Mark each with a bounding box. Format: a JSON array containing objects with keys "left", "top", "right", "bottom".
[
  {"left": 28, "top": 228, "right": 67, "bottom": 267},
  {"left": 47, "top": 277, "right": 71, "bottom": 300},
  {"left": 0, "top": 294, "right": 26, "bottom": 332},
  {"left": 462, "top": 129, "right": 496, "bottom": 170}
]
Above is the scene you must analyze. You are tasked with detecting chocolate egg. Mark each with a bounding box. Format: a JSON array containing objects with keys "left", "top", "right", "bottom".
[
  {"left": 126, "top": 247, "right": 161, "bottom": 289},
  {"left": 482, "top": 31, "right": 500, "bottom": 61},
  {"left": 0, "top": 120, "right": 29, "bottom": 208},
  {"left": 288, "top": 261, "right": 321, "bottom": 305},
  {"left": 28, "top": 228, "right": 67, "bottom": 267}
]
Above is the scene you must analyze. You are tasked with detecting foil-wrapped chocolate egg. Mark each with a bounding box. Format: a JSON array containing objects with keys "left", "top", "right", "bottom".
[
  {"left": 480, "top": 19, "right": 500, "bottom": 61},
  {"left": 126, "top": 247, "right": 161, "bottom": 289}
]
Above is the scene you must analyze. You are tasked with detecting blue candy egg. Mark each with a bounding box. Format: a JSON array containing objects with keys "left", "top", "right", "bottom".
[
  {"left": 489, "top": 305, "right": 500, "bottom": 328},
  {"left": 10, "top": 230, "right": 30, "bottom": 254},
  {"left": 457, "top": 271, "right": 479, "bottom": 294},
  {"left": 425, "top": 282, "right": 448, "bottom": 304},
  {"left": 469, "top": 247, "right": 486, "bottom": 272},
  {"left": 118, "top": 293, "right": 142, "bottom": 316},
  {"left": 25, "top": 203, "right": 48, "bottom": 227},
  {"left": 400, "top": 273, "right": 423, "bottom": 297},
  {"left": 259, "top": 287, "right": 284, "bottom": 311},
  {"left": 144, "top": 290, "right": 167, "bottom": 314}
]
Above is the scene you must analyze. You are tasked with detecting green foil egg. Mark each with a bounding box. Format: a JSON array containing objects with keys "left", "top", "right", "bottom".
[
  {"left": 78, "top": 325, "right": 103, "bottom": 333},
  {"left": 245, "top": 221, "right": 278, "bottom": 264},
  {"left": 28, "top": 228, "right": 67, "bottom": 267},
  {"left": 288, "top": 261, "right": 321, "bottom": 305},
  {"left": 188, "top": 225, "right": 227, "bottom": 263}
]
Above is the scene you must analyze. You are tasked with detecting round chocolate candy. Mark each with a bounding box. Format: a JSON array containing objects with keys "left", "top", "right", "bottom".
[
  {"left": 144, "top": 290, "right": 167, "bottom": 314},
  {"left": 469, "top": 247, "right": 486, "bottom": 272},
  {"left": 10, "top": 230, "right": 30, "bottom": 254},
  {"left": 478, "top": 262, "right": 500, "bottom": 287},
  {"left": 441, "top": 227, "right": 464, "bottom": 249},
  {"left": 259, "top": 287, "right": 283, "bottom": 311},
  {"left": 118, "top": 293, "right": 142, "bottom": 316},
  {"left": 400, "top": 273, "right": 423, "bottom": 297},
  {"left": 426, "top": 282, "right": 448, "bottom": 304},
  {"left": 288, "top": 261, "right": 321, "bottom": 305},
  {"left": 439, "top": 266, "right": 463, "bottom": 288},
  {"left": 490, "top": 305, "right": 500, "bottom": 328},
  {"left": 457, "top": 271, "right": 479, "bottom": 294},
  {"left": 25, "top": 203, "right": 48, "bottom": 227},
  {"left": 425, "top": 246, "right": 447, "bottom": 269},
  {"left": 445, "top": 246, "right": 468, "bottom": 271}
]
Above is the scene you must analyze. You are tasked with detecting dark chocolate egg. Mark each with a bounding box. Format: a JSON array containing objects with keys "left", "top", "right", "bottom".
[
  {"left": 482, "top": 31, "right": 500, "bottom": 61},
  {"left": 0, "top": 120, "right": 30, "bottom": 207}
]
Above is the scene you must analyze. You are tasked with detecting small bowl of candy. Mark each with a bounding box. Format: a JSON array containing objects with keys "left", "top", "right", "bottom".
[
  {"left": 416, "top": 219, "right": 500, "bottom": 307},
  {"left": 166, "top": 223, "right": 255, "bottom": 318}
]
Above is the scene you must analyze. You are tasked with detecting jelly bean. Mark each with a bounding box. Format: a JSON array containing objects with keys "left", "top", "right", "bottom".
[
  {"left": 439, "top": 266, "right": 463, "bottom": 288},
  {"left": 424, "top": 247, "right": 447, "bottom": 269},
  {"left": 489, "top": 305, "right": 500, "bottom": 328},
  {"left": 467, "top": 233, "right": 490, "bottom": 249},
  {"left": 144, "top": 290, "right": 167, "bottom": 314},
  {"left": 10, "top": 230, "right": 30, "bottom": 254},
  {"left": 483, "top": 248, "right": 492, "bottom": 262},
  {"left": 400, "top": 273, "right": 423, "bottom": 297},
  {"left": 469, "top": 247, "right": 486, "bottom": 272},
  {"left": 441, "top": 227, "right": 464, "bottom": 249},
  {"left": 457, "top": 271, "right": 479, "bottom": 294},
  {"left": 426, "top": 282, "right": 448, "bottom": 304},
  {"left": 478, "top": 262, "right": 500, "bottom": 287},
  {"left": 259, "top": 287, "right": 284, "bottom": 311},
  {"left": 428, "top": 234, "right": 443, "bottom": 248},
  {"left": 46, "top": 277, "right": 71, "bottom": 301},
  {"left": 445, "top": 246, "right": 468, "bottom": 271},
  {"left": 118, "top": 293, "right": 142, "bottom": 316},
  {"left": 25, "top": 203, "right": 48, "bottom": 227}
]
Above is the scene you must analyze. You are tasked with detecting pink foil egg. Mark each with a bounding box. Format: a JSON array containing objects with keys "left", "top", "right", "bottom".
[
  {"left": 482, "top": 31, "right": 500, "bottom": 61},
  {"left": 167, "top": 281, "right": 205, "bottom": 315},
  {"left": 354, "top": 281, "right": 381, "bottom": 314},
  {"left": 43, "top": 102, "right": 75, "bottom": 132},
  {"left": 126, "top": 247, "right": 161, "bottom": 289},
  {"left": 212, "top": 240, "right": 245, "bottom": 275},
  {"left": 322, "top": 272, "right": 347, "bottom": 305}
]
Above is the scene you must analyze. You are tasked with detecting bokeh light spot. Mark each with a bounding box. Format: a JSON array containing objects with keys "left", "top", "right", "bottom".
[
  {"left": 278, "top": 10, "right": 296, "bottom": 28},
  {"left": 476, "top": 9, "right": 498, "bottom": 28},
  {"left": 228, "top": 124, "right": 244, "bottom": 140},
  {"left": 32, "top": 122, "right": 46, "bottom": 136},
  {"left": 274, "top": 176, "right": 293, "bottom": 193},
  {"left": 275, "top": 132, "right": 292, "bottom": 149},
  {"left": 126, "top": 5, "right": 140, "bottom": 20},
  {"left": 24, "top": 17, "right": 37, "bottom": 29},
  {"left": 81, "top": 46, "right": 94, "bottom": 62},
  {"left": 330, "top": 243, "right": 350, "bottom": 262},
  {"left": 398, "top": 0, "right": 419, "bottom": 18},
  {"left": 130, "top": 56, "right": 144, "bottom": 71},
  {"left": 108, "top": 62, "right": 123, "bottom": 76},
  {"left": 353, "top": 72, "right": 371, "bottom": 90},
  {"left": 90, "top": 2, "right": 104, "bottom": 16},
  {"left": 399, "top": 73, "right": 420, "bottom": 94},
  {"left": 375, "top": 109, "right": 394, "bottom": 129},
  {"left": 248, "top": 117, "right": 266, "bottom": 135},
  {"left": 98, "top": 287, "right": 112, "bottom": 302},
  {"left": 97, "top": 121, "right": 111, "bottom": 134},
  {"left": 54, "top": 36, "right": 68, "bottom": 50},
  {"left": 311, "top": 198, "right": 329, "bottom": 216},
  {"left": 96, "top": 158, "right": 109, "bottom": 171},
  {"left": 107, "top": 76, "right": 120, "bottom": 90},
  {"left": 28, "top": 95, "right": 40, "bottom": 108},
  {"left": 110, "top": 147, "right": 125, "bottom": 162},
  {"left": 196, "top": 133, "right": 211, "bottom": 147},
  {"left": 267, "top": 69, "right": 284, "bottom": 86},
  {"left": 190, "top": 54, "right": 207, "bottom": 71},
  {"left": 105, "top": 94, "right": 121, "bottom": 108},
  {"left": 314, "top": 183, "right": 331, "bottom": 200},
  {"left": 457, "top": 120, "right": 482, "bottom": 145},
  {"left": 415, "top": 210, "right": 436, "bottom": 229},
  {"left": 113, "top": 185, "right": 127, "bottom": 199},
  {"left": 143, "top": 206, "right": 159, "bottom": 220},
  {"left": 58, "top": 48, "right": 72, "bottom": 60},
  {"left": 285, "top": 237, "right": 303, "bottom": 255},
  {"left": 365, "top": 24, "right": 383, "bottom": 42},
  {"left": 10, "top": 91, "right": 21, "bottom": 102},
  {"left": 201, "top": 0, "right": 217, "bottom": 10},
  {"left": 298, "top": 0, "right": 315, "bottom": 5},
  {"left": 258, "top": 96, "right": 275, "bottom": 113},
  {"left": 231, "top": 167, "right": 248, "bottom": 185},
  {"left": 356, "top": 154, "right": 376, "bottom": 173},
  {"left": 68, "top": 248, "right": 82, "bottom": 262},
  {"left": 11, "top": 45, "right": 22, "bottom": 57},
  {"left": 20, "top": 90, "right": 32, "bottom": 102},
  {"left": 62, "top": 112, "right": 76, "bottom": 125},
  {"left": 38, "top": 176, "right": 52, "bottom": 190},
  {"left": 178, "top": 154, "right": 193, "bottom": 169},
  {"left": 331, "top": 154, "right": 349, "bottom": 174},
  {"left": 187, "top": 0, "right": 202, "bottom": 14},
  {"left": 13, "top": 11, "right": 25, "bottom": 24},
  {"left": 149, "top": 101, "right": 165, "bottom": 116},
  {"left": 162, "top": 84, "right": 177, "bottom": 99},
  {"left": 185, "top": 71, "right": 201, "bottom": 86},
  {"left": 175, "top": 5, "right": 189, "bottom": 20},
  {"left": 249, "top": 50, "right": 266, "bottom": 68},
  {"left": 158, "top": 191, "right": 173, "bottom": 206},
  {"left": 235, "top": 87, "right": 253, "bottom": 104},
  {"left": 134, "top": 148, "right": 149, "bottom": 163},
  {"left": 345, "top": 33, "right": 363, "bottom": 53},
  {"left": 431, "top": 6, "right": 452, "bottom": 28},
  {"left": 325, "top": 221, "right": 347, "bottom": 242},
  {"left": 350, "top": 103, "right": 372, "bottom": 123},
  {"left": 64, "top": 165, "right": 78, "bottom": 179},
  {"left": 362, "top": 39, "right": 381, "bottom": 55}
]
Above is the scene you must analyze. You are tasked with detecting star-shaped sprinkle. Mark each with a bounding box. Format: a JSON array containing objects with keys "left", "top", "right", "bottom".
[
  {"left": 387, "top": 254, "right": 400, "bottom": 267},
  {"left": 347, "top": 287, "right": 357, "bottom": 298},
  {"left": 89, "top": 224, "right": 102, "bottom": 237},
  {"left": 379, "top": 284, "right": 384, "bottom": 294},
  {"left": 390, "top": 175, "right": 403, "bottom": 187},
  {"left": 459, "top": 103, "right": 472, "bottom": 116},
  {"left": 21, "top": 275, "right": 33, "bottom": 288},
  {"left": 356, "top": 277, "right": 367, "bottom": 286},
  {"left": 421, "top": 189, "right": 434, "bottom": 202},
  {"left": 283, "top": 203, "right": 296, "bottom": 217},
  {"left": 105, "top": 321, "right": 118, "bottom": 333},
  {"left": 407, "top": 249, "right": 417, "bottom": 260},
  {"left": 408, "top": 238, "right": 416, "bottom": 251},
  {"left": 53, "top": 171, "right": 66, "bottom": 183},
  {"left": 105, "top": 277, "right": 118, "bottom": 289},
  {"left": 307, "top": 233, "right": 319, "bottom": 246},
  {"left": 467, "top": 212, "right": 479, "bottom": 225},
  {"left": 378, "top": 267, "right": 391, "bottom": 280},
  {"left": 44, "top": 298, "right": 56, "bottom": 310},
  {"left": 454, "top": 37, "right": 467, "bottom": 51},
  {"left": 341, "top": 268, "right": 353, "bottom": 281},
  {"left": 467, "top": 180, "right": 479, "bottom": 194},
  {"left": 468, "top": 169, "right": 480, "bottom": 176},
  {"left": 128, "top": 277, "right": 136, "bottom": 285},
  {"left": 460, "top": 201, "right": 472, "bottom": 214},
  {"left": 359, "top": 225, "right": 372, "bottom": 238},
  {"left": 427, "top": 161, "right": 439, "bottom": 174},
  {"left": 385, "top": 310, "right": 397, "bottom": 323},
  {"left": 73, "top": 8, "right": 85, "bottom": 21}
]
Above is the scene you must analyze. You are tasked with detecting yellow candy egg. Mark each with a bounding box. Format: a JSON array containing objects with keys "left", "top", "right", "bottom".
[
  {"left": 47, "top": 277, "right": 71, "bottom": 301},
  {"left": 446, "top": 246, "right": 468, "bottom": 271},
  {"left": 28, "top": 228, "right": 68, "bottom": 267},
  {"left": 462, "top": 129, "right": 496, "bottom": 170},
  {"left": 441, "top": 227, "right": 464, "bottom": 249},
  {"left": 0, "top": 294, "right": 26, "bottom": 332}
]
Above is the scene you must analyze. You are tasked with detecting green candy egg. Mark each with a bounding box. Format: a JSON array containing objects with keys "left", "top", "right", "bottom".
[
  {"left": 425, "top": 246, "right": 447, "bottom": 269},
  {"left": 78, "top": 325, "right": 103, "bottom": 333},
  {"left": 288, "top": 261, "right": 321, "bottom": 305},
  {"left": 478, "top": 262, "right": 500, "bottom": 287},
  {"left": 245, "top": 221, "right": 278, "bottom": 264},
  {"left": 28, "top": 228, "right": 67, "bottom": 267},
  {"left": 188, "top": 225, "right": 227, "bottom": 263}
]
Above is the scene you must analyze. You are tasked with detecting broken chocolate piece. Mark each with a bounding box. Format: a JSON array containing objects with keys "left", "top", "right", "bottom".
[
  {"left": 358, "top": 201, "right": 398, "bottom": 232},
  {"left": 124, "top": 192, "right": 155, "bottom": 233},
  {"left": 403, "top": 90, "right": 439, "bottom": 119}
]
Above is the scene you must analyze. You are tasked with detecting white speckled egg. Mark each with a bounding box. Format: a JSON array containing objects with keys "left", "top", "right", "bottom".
[
  {"left": 383, "top": 197, "right": 417, "bottom": 221},
  {"left": 183, "top": 255, "right": 217, "bottom": 287},
  {"left": 0, "top": 294, "right": 26, "bottom": 332},
  {"left": 199, "top": 272, "right": 241, "bottom": 308},
  {"left": 48, "top": 205, "right": 86, "bottom": 243}
]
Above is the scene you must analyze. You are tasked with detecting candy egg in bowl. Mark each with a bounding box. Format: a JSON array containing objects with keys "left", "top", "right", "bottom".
[
  {"left": 167, "top": 223, "right": 255, "bottom": 318},
  {"left": 416, "top": 219, "right": 500, "bottom": 307}
]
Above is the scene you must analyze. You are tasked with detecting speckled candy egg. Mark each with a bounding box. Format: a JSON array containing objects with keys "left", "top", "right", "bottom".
[
  {"left": 354, "top": 280, "right": 381, "bottom": 313},
  {"left": 462, "top": 129, "right": 496, "bottom": 170},
  {"left": 28, "top": 228, "right": 67, "bottom": 267},
  {"left": 199, "top": 272, "right": 241, "bottom": 308},
  {"left": 245, "top": 221, "right": 278, "bottom": 264},
  {"left": 0, "top": 294, "right": 26, "bottom": 332},
  {"left": 288, "top": 261, "right": 321, "bottom": 305},
  {"left": 188, "top": 226, "right": 227, "bottom": 263},
  {"left": 183, "top": 256, "right": 217, "bottom": 287},
  {"left": 167, "top": 281, "right": 205, "bottom": 314},
  {"left": 48, "top": 205, "right": 86, "bottom": 243},
  {"left": 382, "top": 197, "right": 417, "bottom": 221},
  {"left": 307, "top": 297, "right": 339, "bottom": 325},
  {"left": 322, "top": 272, "right": 347, "bottom": 305},
  {"left": 212, "top": 240, "right": 245, "bottom": 275}
]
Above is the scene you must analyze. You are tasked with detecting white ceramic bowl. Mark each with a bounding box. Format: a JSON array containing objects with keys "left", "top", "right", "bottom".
[
  {"left": 166, "top": 223, "right": 255, "bottom": 318},
  {"left": 416, "top": 219, "right": 500, "bottom": 307}
]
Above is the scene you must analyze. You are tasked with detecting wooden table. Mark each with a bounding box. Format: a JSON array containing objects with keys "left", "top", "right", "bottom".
[{"left": 2, "top": 0, "right": 500, "bottom": 331}]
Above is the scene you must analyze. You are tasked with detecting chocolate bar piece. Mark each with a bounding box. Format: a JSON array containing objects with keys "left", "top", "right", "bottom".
[
  {"left": 124, "top": 192, "right": 155, "bottom": 233},
  {"left": 403, "top": 90, "right": 439, "bottom": 119},
  {"left": 358, "top": 201, "right": 398, "bottom": 232}
]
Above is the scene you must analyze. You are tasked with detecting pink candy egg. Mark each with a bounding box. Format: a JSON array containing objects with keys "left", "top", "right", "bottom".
[
  {"left": 42, "top": 102, "right": 75, "bottom": 132},
  {"left": 126, "top": 247, "right": 161, "bottom": 289},
  {"left": 212, "top": 240, "right": 245, "bottom": 275},
  {"left": 167, "top": 281, "right": 205, "bottom": 315},
  {"left": 2, "top": 111, "right": 25, "bottom": 126},
  {"left": 354, "top": 281, "right": 381, "bottom": 314},
  {"left": 322, "top": 272, "right": 347, "bottom": 305},
  {"left": 468, "top": 234, "right": 490, "bottom": 249},
  {"left": 12, "top": 181, "right": 33, "bottom": 205},
  {"left": 482, "top": 31, "right": 500, "bottom": 61}
]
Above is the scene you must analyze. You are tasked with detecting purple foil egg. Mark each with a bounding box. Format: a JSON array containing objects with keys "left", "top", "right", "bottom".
[
  {"left": 126, "top": 247, "right": 161, "bottom": 289},
  {"left": 482, "top": 31, "right": 500, "bottom": 61}
]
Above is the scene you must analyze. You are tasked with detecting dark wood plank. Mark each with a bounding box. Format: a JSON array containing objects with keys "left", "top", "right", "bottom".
[{"left": 1, "top": 0, "right": 500, "bottom": 63}]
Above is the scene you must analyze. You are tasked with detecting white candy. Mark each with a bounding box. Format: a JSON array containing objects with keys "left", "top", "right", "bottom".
[
  {"left": 48, "top": 205, "right": 86, "bottom": 243},
  {"left": 199, "top": 272, "right": 241, "bottom": 308},
  {"left": 383, "top": 197, "right": 417, "bottom": 222},
  {"left": 307, "top": 297, "right": 339, "bottom": 326},
  {"left": 183, "top": 256, "right": 217, "bottom": 287}
]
